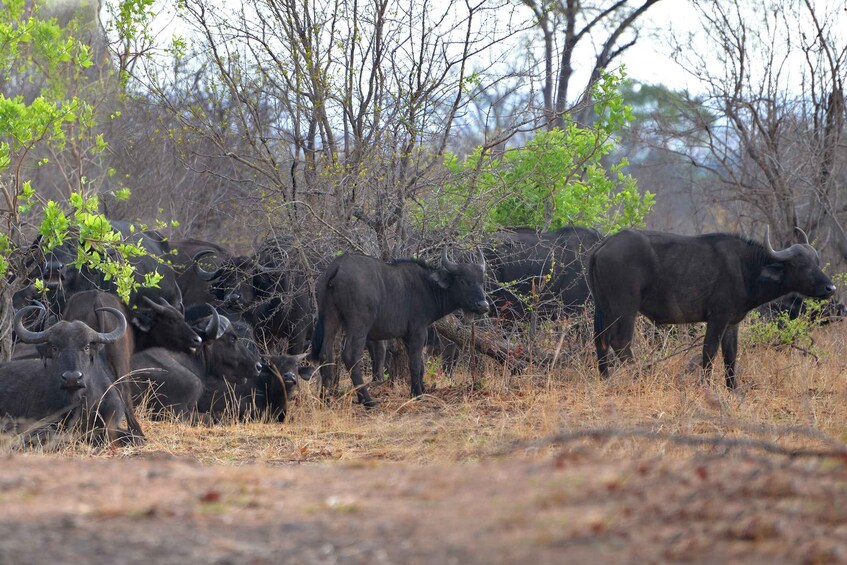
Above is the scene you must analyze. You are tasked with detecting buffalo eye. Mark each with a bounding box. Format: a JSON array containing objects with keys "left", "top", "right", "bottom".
[
  {"left": 83, "top": 344, "right": 90, "bottom": 353},
  {"left": 51, "top": 346, "right": 58, "bottom": 354}
]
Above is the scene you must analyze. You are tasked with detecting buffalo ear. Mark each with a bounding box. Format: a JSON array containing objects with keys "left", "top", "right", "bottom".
[
  {"left": 298, "top": 366, "right": 315, "bottom": 381},
  {"left": 430, "top": 269, "right": 451, "bottom": 289},
  {"left": 757, "top": 263, "right": 785, "bottom": 284},
  {"left": 131, "top": 311, "right": 153, "bottom": 333}
]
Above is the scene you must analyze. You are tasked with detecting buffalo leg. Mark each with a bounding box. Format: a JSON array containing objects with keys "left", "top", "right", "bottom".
[
  {"left": 606, "top": 313, "right": 637, "bottom": 372},
  {"left": 702, "top": 320, "right": 729, "bottom": 383},
  {"left": 342, "top": 334, "right": 375, "bottom": 407},
  {"left": 119, "top": 384, "right": 145, "bottom": 440},
  {"left": 366, "top": 340, "right": 386, "bottom": 383},
  {"left": 720, "top": 323, "right": 739, "bottom": 389},
  {"left": 317, "top": 316, "right": 341, "bottom": 403},
  {"left": 406, "top": 329, "right": 428, "bottom": 398},
  {"left": 594, "top": 305, "right": 612, "bottom": 377}
]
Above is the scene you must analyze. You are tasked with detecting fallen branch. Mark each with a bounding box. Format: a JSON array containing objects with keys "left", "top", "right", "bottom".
[{"left": 433, "top": 315, "right": 545, "bottom": 369}]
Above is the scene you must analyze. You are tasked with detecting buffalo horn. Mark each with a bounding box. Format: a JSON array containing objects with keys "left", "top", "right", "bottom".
[
  {"left": 203, "top": 303, "right": 221, "bottom": 339},
  {"left": 141, "top": 296, "right": 168, "bottom": 314},
  {"left": 92, "top": 307, "right": 128, "bottom": 344},
  {"left": 764, "top": 226, "right": 799, "bottom": 261},
  {"left": 795, "top": 226, "right": 811, "bottom": 245},
  {"left": 193, "top": 250, "right": 222, "bottom": 281},
  {"left": 216, "top": 316, "right": 231, "bottom": 340},
  {"left": 13, "top": 305, "right": 49, "bottom": 344},
  {"left": 477, "top": 248, "right": 486, "bottom": 270},
  {"left": 441, "top": 247, "right": 458, "bottom": 272}
]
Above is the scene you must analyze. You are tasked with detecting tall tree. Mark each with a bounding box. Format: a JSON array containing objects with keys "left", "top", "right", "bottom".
[
  {"left": 520, "top": 0, "right": 662, "bottom": 128},
  {"left": 0, "top": 1, "right": 157, "bottom": 359},
  {"left": 661, "top": 0, "right": 847, "bottom": 266}
]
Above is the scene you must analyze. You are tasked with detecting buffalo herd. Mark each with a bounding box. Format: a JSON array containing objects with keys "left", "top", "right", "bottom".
[{"left": 0, "top": 222, "right": 840, "bottom": 445}]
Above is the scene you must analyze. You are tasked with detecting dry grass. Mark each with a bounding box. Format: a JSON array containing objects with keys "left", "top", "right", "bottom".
[{"left": 3, "top": 321, "right": 846, "bottom": 465}]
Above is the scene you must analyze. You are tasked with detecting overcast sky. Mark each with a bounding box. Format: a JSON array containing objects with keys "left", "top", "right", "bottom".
[{"left": 619, "top": 1, "right": 702, "bottom": 91}]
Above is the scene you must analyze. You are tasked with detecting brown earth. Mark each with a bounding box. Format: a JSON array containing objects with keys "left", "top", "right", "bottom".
[
  {"left": 1, "top": 448, "right": 847, "bottom": 563},
  {"left": 1, "top": 322, "right": 847, "bottom": 563}
]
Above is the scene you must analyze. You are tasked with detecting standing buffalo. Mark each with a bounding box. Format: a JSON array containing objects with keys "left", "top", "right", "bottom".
[
  {"left": 186, "top": 235, "right": 313, "bottom": 354},
  {"left": 589, "top": 227, "right": 836, "bottom": 387},
  {"left": 486, "top": 226, "right": 602, "bottom": 321},
  {"left": 310, "top": 249, "right": 489, "bottom": 407},
  {"left": 0, "top": 305, "right": 138, "bottom": 445}
]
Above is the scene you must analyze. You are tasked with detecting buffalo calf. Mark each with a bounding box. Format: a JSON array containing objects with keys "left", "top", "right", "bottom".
[{"left": 311, "top": 249, "right": 489, "bottom": 406}]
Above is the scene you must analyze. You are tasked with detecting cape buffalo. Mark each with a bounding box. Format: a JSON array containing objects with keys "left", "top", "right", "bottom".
[
  {"left": 758, "top": 292, "right": 846, "bottom": 326},
  {"left": 36, "top": 222, "right": 183, "bottom": 314},
  {"left": 310, "top": 249, "right": 489, "bottom": 407},
  {"left": 589, "top": 227, "right": 836, "bottom": 387},
  {"left": 168, "top": 239, "right": 233, "bottom": 306},
  {"left": 130, "top": 308, "right": 262, "bottom": 419},
  {"left": 199, "top": 352, "right": 313, "bottom": 422},
  {"left": 487, "top": 226, "right": 602, "bottom": 321},
  {"left": 0, "top": 305, "right": 138, "bottom": 445},
  {"left": 60, "top": 291, "right": 203, "bottom": 438}
]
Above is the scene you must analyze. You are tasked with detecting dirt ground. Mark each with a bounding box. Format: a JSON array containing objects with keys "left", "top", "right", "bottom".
[
  {"left": 2, "top": 324, "right": 847, "bottom": 563},
  {"left": 1, "top": 448, "right": 846, "bottom": 564}
]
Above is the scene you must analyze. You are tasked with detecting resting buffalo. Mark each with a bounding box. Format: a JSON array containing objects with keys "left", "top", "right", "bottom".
[
  {"left": 310, "top": 249, "right": 489, "bottom": 406},
  {"left": 589, "top": 227, "right": 836, "bottom": 387},
  {"left": 130, "top": 308, "right": 262, "bottom": 419},
  {"left": 199, "top": 352, "right": 313, "bottom": 422},
  {"left": 168, "top": 238, "right": 233, "bottom": 306},
  {"left": 60, "top": 291, "right": 203, "bottom": 437},
  {"left": 194, "top": 235, "right": 313, "bottom": 354},
  {"left": 486, "top": 226, "right": 602, "bottom": 321},
  {"left": 0, "top": 305, "right": 138, "bottom": 445}
]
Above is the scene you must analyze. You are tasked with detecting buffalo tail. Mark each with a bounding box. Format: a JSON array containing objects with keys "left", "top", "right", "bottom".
[{"left": 309, "top": 314, "right": 324, "bottom": 362}]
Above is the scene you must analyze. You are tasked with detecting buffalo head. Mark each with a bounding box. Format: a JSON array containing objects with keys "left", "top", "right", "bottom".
[
  {"left": 431, "top": 248, "right": 489, "bottom": 315},
  {"left": 132, "top": 296, "right": 202, "bottom": 353},
  {"left": 188, "top": 307, "right": 263, "bottom": 384},
  {"left": 15, "top": 305, "right": 127, "bottom": 391},
  {"left": 195, "top": 251, "right": 258, "bottom": 310},
  {"left": 759, "top": 227, "right": 836, "bottom": 300}
]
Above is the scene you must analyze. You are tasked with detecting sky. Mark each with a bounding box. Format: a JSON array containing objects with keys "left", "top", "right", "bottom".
[{"left": 619, "top": 1, "right": 703, "bottom": 91}]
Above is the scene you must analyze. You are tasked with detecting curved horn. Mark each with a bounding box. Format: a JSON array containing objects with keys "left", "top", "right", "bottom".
[
  {"left": 477, "top": 248, "right": 486, "bottom": 270},
  {"left": 92, "top": 307, "right": 128, "bottom": 344},
  {"left": 203, "top": 303, "right": 221, "bottom": 339},
  {"left": 215, "top": 316, "right": 231, "bottom": 340},
  {"left": 141, "top": 296, "right": 169, "bottom": 314},
  {"left": 764, "top": 226, "right": 799, "bottom": 261},
  {"left": 441, "top": 247, "right": 458, "bottom": 272},
  {"left": 192, "top": 250, "right": 222, "bottom": 281},
  {"left": 14, "top": 305, "right": 49, "bottom": 344},
  {"left": 293, "top": 352, "right": 310, "bottom": 362},
  {"left": 794, "top": 226, "right": 810, "bottom": 245}
]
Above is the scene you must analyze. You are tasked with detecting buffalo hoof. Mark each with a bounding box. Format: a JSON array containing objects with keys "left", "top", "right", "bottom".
[{"left": 358, "top": 396, "right": 378, "bottom": 409}]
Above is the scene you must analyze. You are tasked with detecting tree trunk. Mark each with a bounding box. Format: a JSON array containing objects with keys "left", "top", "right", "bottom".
[{"left": 0, "top": 287, "right": 15, "bottom": 361}]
